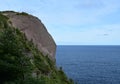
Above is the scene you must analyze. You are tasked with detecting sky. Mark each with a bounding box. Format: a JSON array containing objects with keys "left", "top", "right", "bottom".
[{"left": 0, "top": 0, "right": 120, "bottom": 45}]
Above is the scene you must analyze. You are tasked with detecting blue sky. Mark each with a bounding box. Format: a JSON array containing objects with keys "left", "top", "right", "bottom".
[{"left": 0, "top": 0, "right": 120, "bottom": 45}]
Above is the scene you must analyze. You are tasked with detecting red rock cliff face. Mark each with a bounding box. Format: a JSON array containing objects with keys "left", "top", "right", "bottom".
[{"left": 3, "top": 12, "right": 56, "bottom": 60}]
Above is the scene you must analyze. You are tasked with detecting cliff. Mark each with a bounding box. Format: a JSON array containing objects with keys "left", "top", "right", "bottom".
[
  {"left": 2, "top": 11, "right": 56, "bottom": 60},
  {"left": 0, "top": 11, "right": 74, "bottom": 84}
]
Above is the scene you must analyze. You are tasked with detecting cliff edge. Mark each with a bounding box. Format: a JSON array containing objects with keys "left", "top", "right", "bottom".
[
  {"left": 0, "top": 11, "right": 74, "bottom": 84},
  {"left": 2, "top": 11, "right": 56, "bottom": 60}
]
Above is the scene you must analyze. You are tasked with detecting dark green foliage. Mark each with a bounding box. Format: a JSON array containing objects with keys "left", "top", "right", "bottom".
[
  {"left": 16, "top": 12, "right": 29, "bottom": 16},
  {"left": 0, "top": 13, "right": 9, "bottom": 29},
  {"left": 1, "top": 11, "right": 16, "bottom": 13},
  {"left": 0, "top": 13, "right": 74, "bottom": 84},
  {"left": 0, "top": 22, "right": 32, "bottom": 83},
  {"left": 33, "top": 54, "right": 51, "bottom": 74}
]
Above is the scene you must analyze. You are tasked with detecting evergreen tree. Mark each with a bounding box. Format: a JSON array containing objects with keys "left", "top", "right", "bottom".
[{"left": 0, "top": 26, "right": 31, "bottom": 83}]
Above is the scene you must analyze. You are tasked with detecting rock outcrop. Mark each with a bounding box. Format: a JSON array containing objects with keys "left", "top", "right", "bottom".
[
  {"left": 2, "top": 11, "right": 56, "bottom": 60},
  {"left": 0, "top": 11, "right": 74, "bottom": 84}
]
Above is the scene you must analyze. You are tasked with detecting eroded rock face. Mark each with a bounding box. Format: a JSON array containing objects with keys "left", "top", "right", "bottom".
[{"left": 3, "top": 11, "right": 56, "bottom": 60}]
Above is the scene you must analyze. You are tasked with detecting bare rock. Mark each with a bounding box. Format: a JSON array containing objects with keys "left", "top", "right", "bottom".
[{"left": 3, "top": 11, "right": 56, "bottom": 60}]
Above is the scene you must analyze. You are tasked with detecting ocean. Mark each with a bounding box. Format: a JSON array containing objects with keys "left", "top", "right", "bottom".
[{"left": 56, "top": 45, "right": 120, "bottom": 84}]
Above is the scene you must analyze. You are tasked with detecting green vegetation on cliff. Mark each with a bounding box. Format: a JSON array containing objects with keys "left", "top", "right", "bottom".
[{"left": 0, "top": 12, "right": 74, "bottom": 84}]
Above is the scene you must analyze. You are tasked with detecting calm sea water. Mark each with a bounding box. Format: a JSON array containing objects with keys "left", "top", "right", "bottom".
[{"left": 56, "top": 45, "right": 120, "bottom": 84}]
